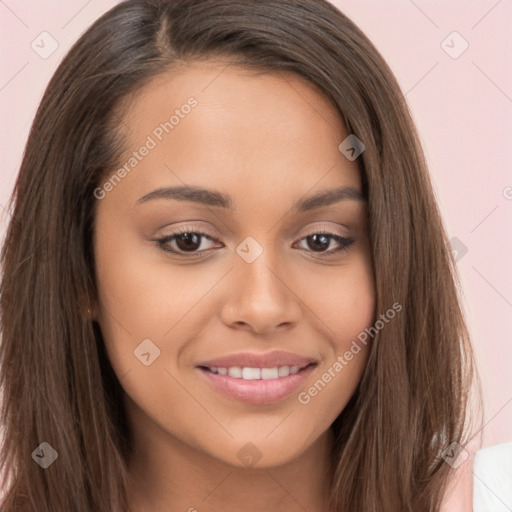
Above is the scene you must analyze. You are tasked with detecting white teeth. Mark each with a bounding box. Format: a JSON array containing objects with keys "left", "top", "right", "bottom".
[
  {"left": 227, "top": 367, "right": 243, "bottom": 378},
  {"left": 278, "top": 366, "right": 290, "bottom": 377},
  {"left": 208, "top": 365, "right": 305, "bottom": 379},
  {"left": 242, "top": 367, "right": 261, "bottom": 380},
  {"left": 261, "top": 367, "right": 279, "bottom": 379}
]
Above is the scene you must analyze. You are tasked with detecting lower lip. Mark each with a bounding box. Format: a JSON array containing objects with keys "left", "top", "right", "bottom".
[{"left": 196, "top": 364, "right": 316, "bottom": 405}]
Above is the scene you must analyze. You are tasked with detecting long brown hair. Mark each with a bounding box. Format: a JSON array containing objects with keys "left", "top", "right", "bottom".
[{"left": 0, "top": 1, "right": 481, "bottom": 510}]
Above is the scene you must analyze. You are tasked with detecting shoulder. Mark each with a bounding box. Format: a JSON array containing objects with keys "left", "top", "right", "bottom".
[
  {"left": 473, "top": 441, "right": 512, "bottom": 511},
  {"left": 439, "top": 437, "right": 479, "bottom": 511},
  {"left": 440, "top": 440, "right": 512, "bottom": 511}
]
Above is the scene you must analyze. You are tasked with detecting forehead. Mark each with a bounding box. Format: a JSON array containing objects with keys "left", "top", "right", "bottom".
[
  {"left": 108, "top": 60, "right": 362, "bottom": 205},
  {"left": 119, "top": 60, "right": 345, "bottom": 133}
]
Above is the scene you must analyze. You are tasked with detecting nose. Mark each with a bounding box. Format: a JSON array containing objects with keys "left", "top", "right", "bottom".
[{"left": 220, "top": 251, "right": 302, "bottom": 335}]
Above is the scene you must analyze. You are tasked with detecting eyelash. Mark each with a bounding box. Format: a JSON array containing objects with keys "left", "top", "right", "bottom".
[{"left": 154, "top": 226, "right": 355, "bottom": 258}]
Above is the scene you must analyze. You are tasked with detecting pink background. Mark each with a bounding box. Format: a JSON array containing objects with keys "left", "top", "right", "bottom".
[{"left": 1, "top": 0, "right": 511, "bottom": 460}]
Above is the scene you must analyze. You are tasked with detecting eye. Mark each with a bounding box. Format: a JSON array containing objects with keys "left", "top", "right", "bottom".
[
  {"left": 153, "top": 227, "right": 355, "bottom": 257},
  {"left": 154, "top": 227, "right": 220, "bottom": 256},
  {"left": 294, "top": 230, "right": 355, "bottom": 256}
]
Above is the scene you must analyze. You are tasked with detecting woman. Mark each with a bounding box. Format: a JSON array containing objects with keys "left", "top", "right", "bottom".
[{"left": 0, "top": 1, "right": 481, "bottom": 510}]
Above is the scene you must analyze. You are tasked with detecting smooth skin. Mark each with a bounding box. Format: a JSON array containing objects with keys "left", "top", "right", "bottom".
[{"left": 92, "top": 60, "right": 376, "bottom": 512}]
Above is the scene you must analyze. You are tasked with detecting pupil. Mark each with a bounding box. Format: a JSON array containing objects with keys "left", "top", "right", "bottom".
[
  {"left": 177, "top": 233, "right": 200, "bottom": 251},
  {"left": 173, "top": 233, "right": 331, "bottom": 253},
  {"left": 309, "top": 234, "right": 329, "bottom": 251}
]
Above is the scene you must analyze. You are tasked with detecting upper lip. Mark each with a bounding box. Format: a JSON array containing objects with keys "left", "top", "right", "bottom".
[{"left": 196, "top": 350, "right": 317, "bottom": 369}]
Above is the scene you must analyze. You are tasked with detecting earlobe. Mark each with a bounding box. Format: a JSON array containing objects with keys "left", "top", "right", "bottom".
[
  {"left": 87, "top": 303, "right": 100, "bottom": 322},
  {"left": 79, "top": 294, "right": 98, "bottom": 322},
  {"left": 83, "top": 306, "right": 95, "bottom": 322}
]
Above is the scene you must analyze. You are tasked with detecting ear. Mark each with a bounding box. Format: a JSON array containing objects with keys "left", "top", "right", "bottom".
[
  {"left": 79, "top": 293, "right": 98, "bottom": 322},
  {"left": 85, "top": 306, "right": 98, "bottom": 321}
]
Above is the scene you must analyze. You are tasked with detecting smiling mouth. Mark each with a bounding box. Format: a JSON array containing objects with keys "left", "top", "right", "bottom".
[
  {"left": 198, "top": 363, "right": 316, "bottom": 380},
  {"left": 196, "top": 363, "right": 317, "bottom": 405}
]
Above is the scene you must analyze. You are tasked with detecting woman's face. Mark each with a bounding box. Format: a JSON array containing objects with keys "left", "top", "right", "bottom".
[{"left": 93, "top": 61, "right": 376, "bottom": 468}]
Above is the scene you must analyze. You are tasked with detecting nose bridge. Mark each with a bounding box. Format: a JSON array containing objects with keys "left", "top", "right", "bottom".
[
  {"left": 221, "top": 235, "right": 301, "bottom": 331},
  {"left": 239, "top": 254, "right": 281, "bottom": 297},
  {"left": 236, "top": 238, "right": 286, "bottom": 303}
]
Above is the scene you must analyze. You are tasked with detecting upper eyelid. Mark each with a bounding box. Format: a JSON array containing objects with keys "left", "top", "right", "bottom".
[
  {"left": 157, "top": 220, "right": 354, "bottom": 237},
  {"left": 158, "top": 226, "right": 352, "bottom": 243},
  {"left": 154, "top": 233, "right": 353, "bottom": 260},
  {"left": 156, "top": 227, "right": 354, "bottom": 251}
]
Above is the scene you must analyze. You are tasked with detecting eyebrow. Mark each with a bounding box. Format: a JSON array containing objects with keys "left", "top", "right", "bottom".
[{"left": 136, "top": 185, "right": 366, "bottom": 212}]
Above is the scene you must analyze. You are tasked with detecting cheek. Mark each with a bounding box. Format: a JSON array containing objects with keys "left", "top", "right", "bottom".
[
  {"left": 302, "top": 254, "right": 375, "bottom": 384},
  {"left": 94, "top": 221, "right": 210, "bottom": 339},
  {"left": 93, "top": 224, "right": 225, "bottom": 392},
  {"left": 307, "top": 252, "right": 376, "bottom": 352},
  {"left": 330, "top": 277, "right": 376, "bottom": 354},
  {"left": 93, "top": 234, "right": 203, "bottom": 442},
  {"left": 93, "top": 221, "right": 172, "bottom": 379}
]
